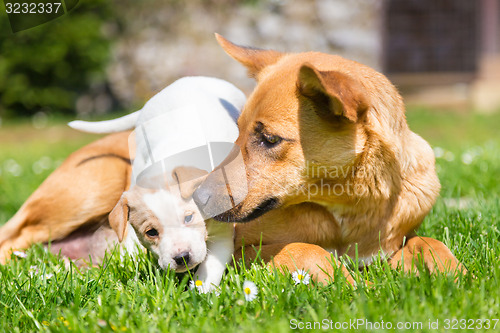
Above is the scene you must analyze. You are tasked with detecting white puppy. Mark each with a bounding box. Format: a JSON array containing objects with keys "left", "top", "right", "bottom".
[
  {"left": 70, "top": 76, "right": 246, "bottom": 291},
  {"left": 110, "top": 166, "right": 232, "bottom": 292}
]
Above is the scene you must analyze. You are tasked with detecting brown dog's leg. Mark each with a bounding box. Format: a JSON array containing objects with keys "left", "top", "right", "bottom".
[
  {"left": 0, "top": 132, "right": 132, "bottom": 264},
  {"left": 234, "top": 242, "right": 355, "bottom": 285},
  {"left": 0, "top": 224, "right": 62, "bottom": 262},
  {"left": 388, "top": 236, "right": 467, "bottom": 276}
]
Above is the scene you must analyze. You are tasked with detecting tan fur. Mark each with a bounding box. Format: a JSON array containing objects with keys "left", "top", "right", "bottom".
[
  {"left": 0, "top": 37, "right": 466, "bottom": 281},
  {"left": 173, "top": 167, "right": 210, "bottom": 200},
  {"left": 0, "top": 131, "right": 133, "bottom": 263},
  {"left": 197, "top": 35, "right": 466, "bottom": 280},
  {"left": 109, "top": 195, "right": 130, "bottom": 242},
  {"left": 235, "top": 242, "right": 355, "bottom": 285},
  {"left": 108, "top": 166, "right": 209, "bottom": 244}
]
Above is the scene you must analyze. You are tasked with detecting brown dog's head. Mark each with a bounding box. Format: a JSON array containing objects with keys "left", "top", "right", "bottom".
[{"left": 194, "top": 35, "right": 401, "bottom": 223}]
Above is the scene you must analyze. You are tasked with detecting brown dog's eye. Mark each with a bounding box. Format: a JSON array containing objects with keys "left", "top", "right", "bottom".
[
  {"left": 145, "top": 228, "right": 159, "bottom": 238},
  {"left": 260, "top": 133, "right": 282, "bottom": 148}
]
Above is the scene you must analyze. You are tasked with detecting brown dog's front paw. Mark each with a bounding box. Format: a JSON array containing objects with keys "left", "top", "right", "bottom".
[
  {"left": 388, "top": 236, "right": 468, "bottom": 279},
  {"left": 272, "top": 243, "right": 356, "bottom": 285},
  {"left": 235, "top": 242, "right": 355, "bottom": 285}
]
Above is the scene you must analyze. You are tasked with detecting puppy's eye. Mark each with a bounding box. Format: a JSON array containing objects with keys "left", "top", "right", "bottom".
[
  {"left": 184, "top": 212, "right": 193, "bottom": 224},
  {"left": 145, "top": 228, "right": 159, "bottom": 238},
  {"left": 260, "top": 133, "right": 282, "bottom": 148}
]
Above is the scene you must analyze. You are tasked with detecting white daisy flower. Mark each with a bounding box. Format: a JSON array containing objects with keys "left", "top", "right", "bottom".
[
  {"left": 461, "top": 152, "right": 474, "bottom": 165},
  {"left": 189, "top": 280, "right": 217, "bottom": 294},
  {"left": 4, "top": 159, "right": 23, "bottom": 177},
  {"left": 242, "top": 280, "right": 258, "bottom": 301},
  {"left": 28, "top": 265, "right": 53, "bottom": 280},
  {"left": 292, "top": 269, "right": 311, "bottom": 285},
  {"left": 13, "top": 250, "right": 27, "bottom": 258},
  {"left": 189, "top": 279, "right": 204, "bottom": 292},
  {"left": 433, "top": 147, "right": 444, "bottom": 158}
]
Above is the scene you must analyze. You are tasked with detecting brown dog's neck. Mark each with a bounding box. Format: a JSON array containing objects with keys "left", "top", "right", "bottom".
[{"left": 288, "top": 124, "right": 440, "bottom": 256}]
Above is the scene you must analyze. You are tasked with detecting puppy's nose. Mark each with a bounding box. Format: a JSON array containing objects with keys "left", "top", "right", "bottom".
[{"left": 173, "top": 252, "right": 190, "bottom": 266}]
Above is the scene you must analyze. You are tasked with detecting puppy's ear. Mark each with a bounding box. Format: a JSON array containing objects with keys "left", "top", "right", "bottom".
[
  {"left": 298, "top": 63, "right": 369, "bottom": 123},
  {"left": 172, "top": 166, "right": 209, "bottom": 199},
  {"left": 109, "top": 194, "right": 129, "bottom": 242},
  {"left": 215, "top": 33, "right": 283, "bottom": 79}
]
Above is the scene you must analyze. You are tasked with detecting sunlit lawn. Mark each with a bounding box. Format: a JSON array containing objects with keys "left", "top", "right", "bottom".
[{"left": 0, "top": 109, "right": 499, "bottom": 332}]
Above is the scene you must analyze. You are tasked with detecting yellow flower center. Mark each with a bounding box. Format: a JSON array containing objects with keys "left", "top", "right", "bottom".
[
  {"left": 298, "top": 274, "right": 304, "bottom": 280},
  {"left": 195, "top": 280, "right": 203, "bottom": 287},
  {"left": 244, "top": 287, "right": 251, "bottom": 295}
]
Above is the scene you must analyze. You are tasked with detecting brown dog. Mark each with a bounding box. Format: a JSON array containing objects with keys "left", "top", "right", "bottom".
[{"left": 192, "top": 35, "right": 466, "bottom": 281}]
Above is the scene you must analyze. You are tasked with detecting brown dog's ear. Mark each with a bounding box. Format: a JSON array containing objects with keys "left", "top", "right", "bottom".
[
  {"left": 172, "top": 166, "right": 209, "bottom": 199},
  {"left": 215, "top": 33, "right": 283, "bottom": 79},
  {"left": 298, "top": 63, "right": 369, "bottom": 123},
  {"left": 109, "top": 194, "right": 129, "bottom": 242}
]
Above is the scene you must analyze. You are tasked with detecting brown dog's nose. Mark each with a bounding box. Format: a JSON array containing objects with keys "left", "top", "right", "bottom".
[
  {"left": 173, "top": 252, "right": 190, "bottom": 266},
  {"left": 193, "top": 144, "right": 248, "bottom": 219},
  {"left": 193, "top": 172, "right": 232, "bottom": 220}
]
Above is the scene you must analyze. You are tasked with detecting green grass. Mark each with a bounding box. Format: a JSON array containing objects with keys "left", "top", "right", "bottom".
[{"left": 1, "top": 109, "right": 499, "bottom": 332}]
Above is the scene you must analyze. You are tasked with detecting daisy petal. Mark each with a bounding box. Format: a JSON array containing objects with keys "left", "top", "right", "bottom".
[
  {"left": 13, "top": 251, "right": 27, "bottom": 258},
  {"left": 242, "top": 280, "right": 258, "bottom": 301},
  {"left": 292, "top": 269, "right": 311, "bottom": 285}
]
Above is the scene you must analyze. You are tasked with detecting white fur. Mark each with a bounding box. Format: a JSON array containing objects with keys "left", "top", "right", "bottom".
[
  {"left": 71, "top": 77, "right": 244, "bottom": 292},
  {"left": 142, "top": 190, "right": 207, "bottom": 272},
  {"left": 194, "top": 220, "right": 235, "bottom": 292},
  {"left": 69, "top": 112, "right": 140, "bottom": 134}
]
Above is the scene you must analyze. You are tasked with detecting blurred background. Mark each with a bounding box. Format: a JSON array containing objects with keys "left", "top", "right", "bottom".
[{"left": 0, "top": 0, "right": 499, "bottom": 120}]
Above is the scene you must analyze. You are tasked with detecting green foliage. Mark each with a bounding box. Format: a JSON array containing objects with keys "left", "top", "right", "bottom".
[{"left": 0, "top": 0, "right": 115, "bottom": 118}]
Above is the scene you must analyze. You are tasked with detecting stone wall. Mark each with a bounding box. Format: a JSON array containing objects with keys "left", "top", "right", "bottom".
[{"left": 94, "top": 0, "right": 383, "bottom": 113}]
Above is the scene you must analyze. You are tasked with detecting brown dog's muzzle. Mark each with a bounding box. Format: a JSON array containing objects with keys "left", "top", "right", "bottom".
[{"left": 193, "top": 145, "right": 248, "bottom": 221}]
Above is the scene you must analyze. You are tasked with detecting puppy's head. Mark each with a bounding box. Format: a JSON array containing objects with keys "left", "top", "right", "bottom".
[
  {"left": 194, "top": 35, "right": 372, "bottom": 222},
  {"left": 109, "top": 166, "right": 209, "bottom": 272}
]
